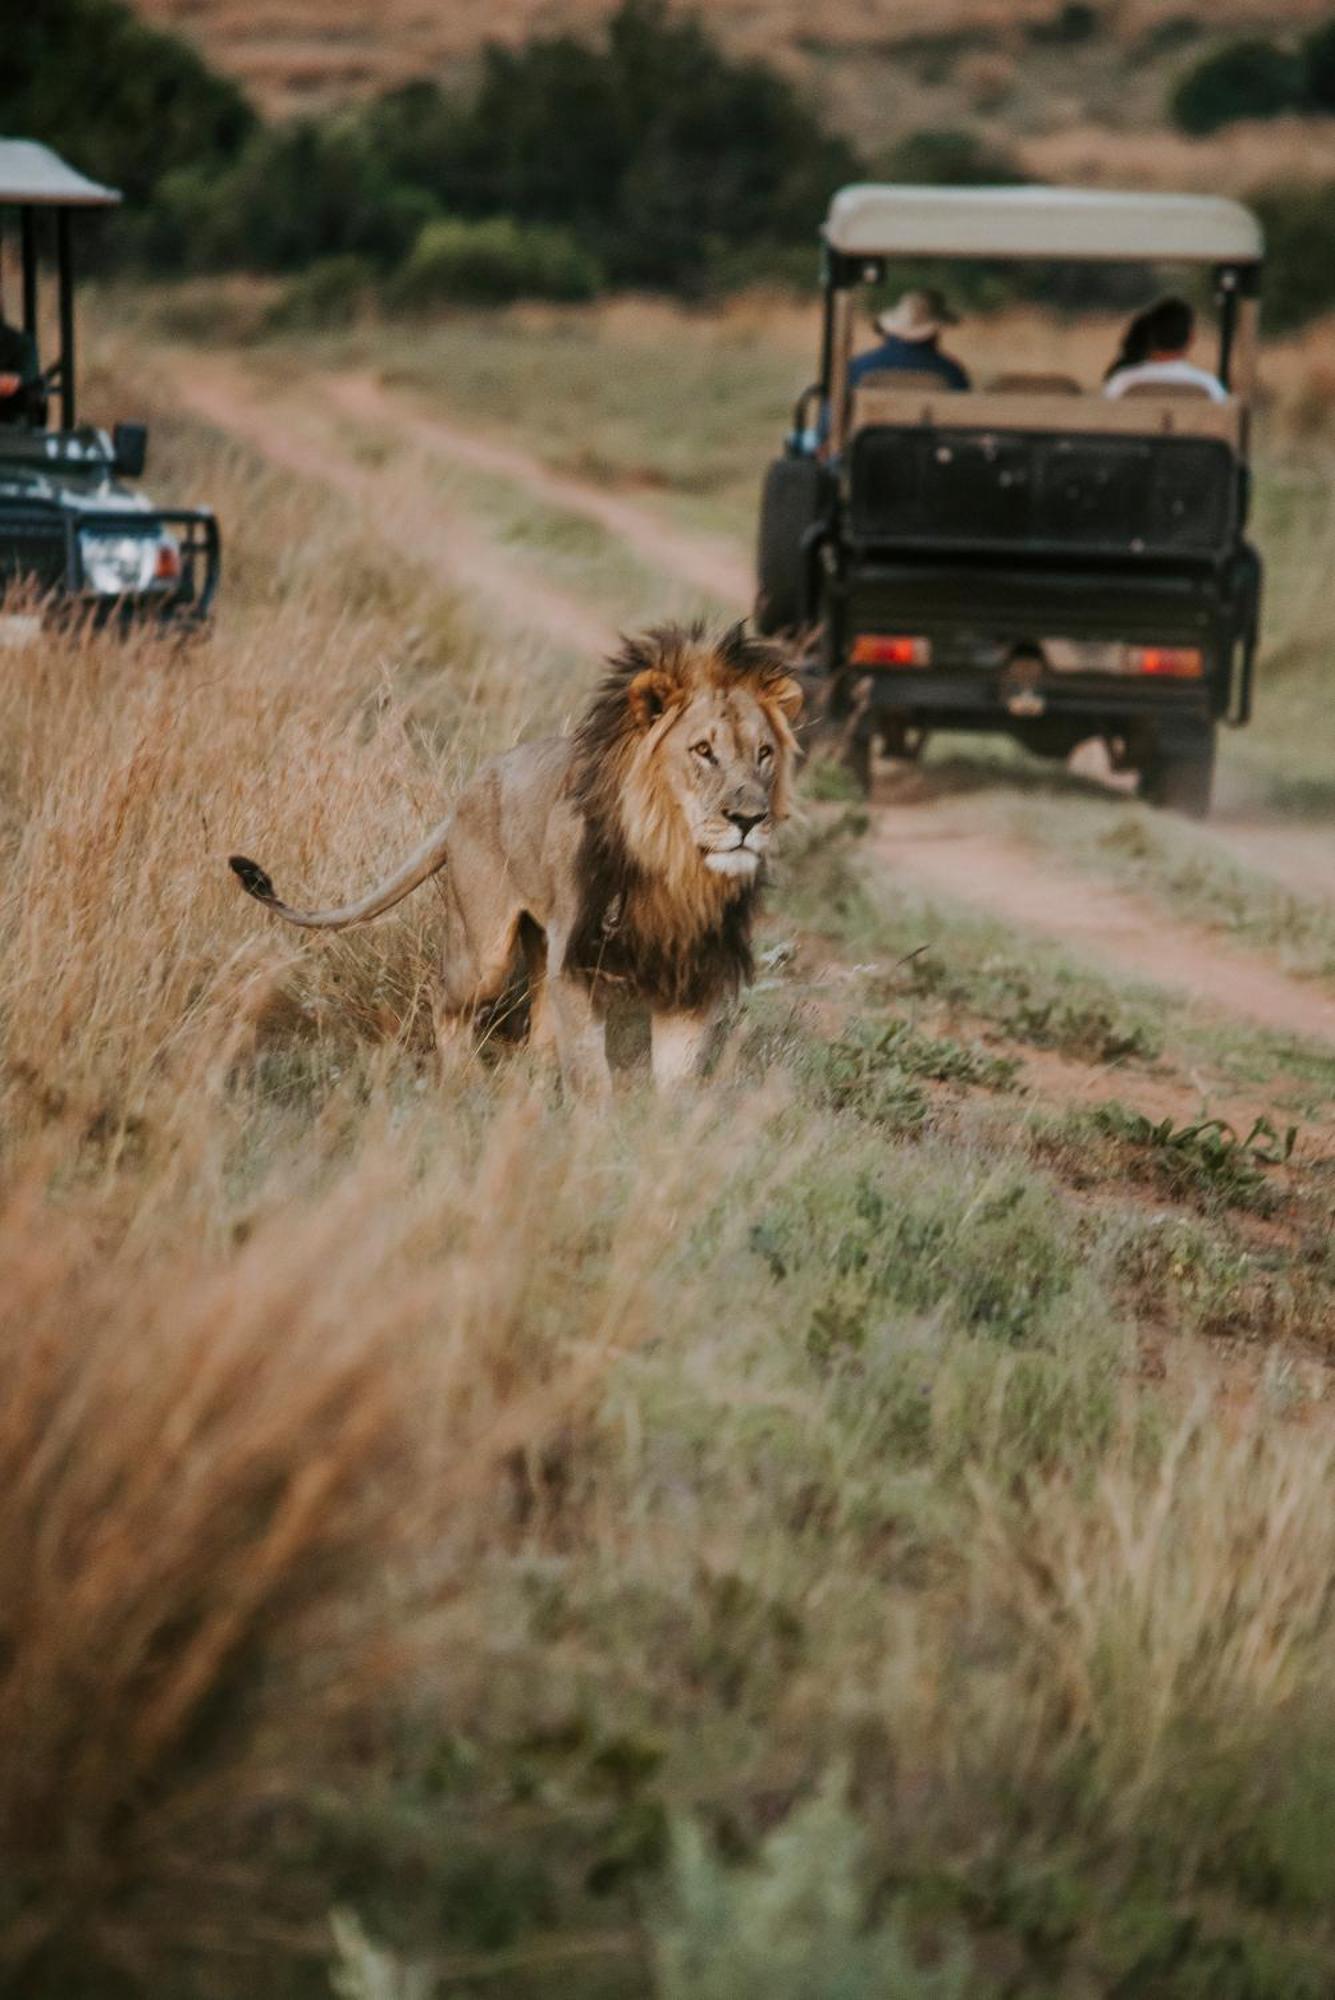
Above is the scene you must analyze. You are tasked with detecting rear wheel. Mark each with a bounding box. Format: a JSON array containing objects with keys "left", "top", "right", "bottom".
[
  {"left": 841, "top": 722, "right": 874, "bottom": 796},
  {"left": 755, "top": 457, "right": 829, "bottom": 635},
  {"left": 1138, "top": 722, "right": 1216, "bottom": 818}
]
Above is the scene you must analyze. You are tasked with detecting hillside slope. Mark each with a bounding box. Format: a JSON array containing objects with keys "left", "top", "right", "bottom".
[{"left": 138, "top": 0, "right": 1335, "bottom": 180}]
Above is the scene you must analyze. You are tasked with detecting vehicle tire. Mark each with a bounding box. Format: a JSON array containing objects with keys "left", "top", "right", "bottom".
[
  {"left": 842, "top": 721, "right": 874, "bottom": 796},
  {"left": 755, "top": 458, "right": 829, "bottom": 635},
  {"left": 1138, "top": 722, "right": 1216, "bottom": 818}
]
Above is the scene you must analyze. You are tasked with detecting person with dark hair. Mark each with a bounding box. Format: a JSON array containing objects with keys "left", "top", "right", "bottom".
[
  {"left": 1103, "top": 295, "right": 1226, "bottom": 401},
  {"left": 1103, "top": 304, "right": 1153, "bottom": 383}
]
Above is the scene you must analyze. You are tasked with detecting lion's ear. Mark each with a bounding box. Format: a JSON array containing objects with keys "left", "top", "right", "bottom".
[
  {"left": 626, "top": 668, "right": 677, "bottom": 731},
  {"left": 771, "top": 675, "right": 804, "bottom": 724}
]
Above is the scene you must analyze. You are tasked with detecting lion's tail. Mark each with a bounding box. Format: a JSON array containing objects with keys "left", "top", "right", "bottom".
[{"left": 228, "top": 819, "right": 452, "bottom": 932}]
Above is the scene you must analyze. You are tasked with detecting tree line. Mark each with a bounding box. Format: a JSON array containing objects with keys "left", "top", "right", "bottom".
[{"left": 5, "top": 0, "right": 1335, "bottom": 328}]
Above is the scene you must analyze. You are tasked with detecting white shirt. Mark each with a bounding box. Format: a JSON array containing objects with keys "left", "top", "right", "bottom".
[{"left": 1104, "top": 358, "right": 1228, "bottom": 403}]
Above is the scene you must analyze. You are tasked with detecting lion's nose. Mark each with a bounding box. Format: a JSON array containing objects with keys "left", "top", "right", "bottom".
[{"left": 725, "top": 810, "right": 765, "bottom": 837}]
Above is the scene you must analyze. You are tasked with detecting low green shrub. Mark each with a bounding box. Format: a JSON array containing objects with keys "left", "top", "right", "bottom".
[
  {"left": 388, "top": 217, "right": 604, "bottom": 309},
  {"left": 1303, "top": 20, "right": 1335, "bottom": 111},
  {"left": 266, "top": 255, "right": 376, "bottom": 331},
  {"left": 1084, "top": 1103, "right": 1294, "bottom": 1213},
  {"left": 903, "top": 948, "right": 1161, "bottom": 1064},
  {"left": 1170, "top": 38, "right": 1304, "bottom": 135},
  {"left": 811, "top": 1017, "right": 1017, "bottom": 1130},
  {"left": 151, "top": 121, "right": 435, "bottom": 274},
  {"left": 1025, "top": 3, "right": 1102, "bottom": 47},
  {"left": 752, "top": 1156, "right": 1088, "bottom": 1350},
  {"left": 1252, "top": 181, "right": 1335, "bottom": 332},
  {"left": 877, "top": 127, "right": 1028, "bottom": 188},
  {"left": 655, "top": 1776, "right": 976, "bottom": 1999}
]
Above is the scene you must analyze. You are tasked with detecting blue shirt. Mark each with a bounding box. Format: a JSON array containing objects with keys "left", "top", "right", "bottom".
[{"left": 848, "top": 334, "right": 970, "bottom": 392}]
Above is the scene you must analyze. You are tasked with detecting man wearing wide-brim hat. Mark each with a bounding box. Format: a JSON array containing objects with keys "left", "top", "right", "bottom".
[{"left": 848, "top": 286, "right": 970, "bottom": 393}]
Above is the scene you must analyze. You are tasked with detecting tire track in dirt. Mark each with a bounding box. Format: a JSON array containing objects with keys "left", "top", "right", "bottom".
[
  {"left": 322, "top": 371, "right": 754, "bottom": 610},
  {"left": 169, "top": 354, "right": 617, "bottom": 658},
  {"left": 871, "top": 788, "right": 1335, "bottom": 1046}
]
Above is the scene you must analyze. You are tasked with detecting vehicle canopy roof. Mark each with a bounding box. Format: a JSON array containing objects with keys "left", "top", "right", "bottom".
[
  {"left": 825, "top": 184, "right": 1262, "bottom": 265},
  {"left": 0, "top": 139, "right": 120, "bottom": 208}
]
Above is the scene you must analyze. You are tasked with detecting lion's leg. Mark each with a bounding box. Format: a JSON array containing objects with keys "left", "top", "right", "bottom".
[
  {"left": 434, "top": 1003, "right": 473, "bottom": 1084},
  {"left": 650, "top": 1010, "right": 715, "bottom": 1088},
  {"left": 544, "top": 961, "right": 612, "bottom": 1100},
  {"left": 433, "top": 873, "right": 524, "bottom": 1082},
  {"left": 519, "top": 917, "right": 556, "bottom": 1055}
]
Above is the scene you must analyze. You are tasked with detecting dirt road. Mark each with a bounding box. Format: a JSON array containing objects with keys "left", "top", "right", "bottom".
[
  {"left": 324, "top": 372, "right": 753, "bottom": 609},
  {"left": 172, "top": 355, "right": 618, "bottom": 659},
  {"left": 170, "top": 346, "right": 1335, "bottom": 1050},
  {"left": 871, "top": 789, "right": 1335, "bottom": 1046}
]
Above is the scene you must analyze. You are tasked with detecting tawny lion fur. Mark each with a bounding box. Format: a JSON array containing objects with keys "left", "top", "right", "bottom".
[{"left": 230, "top": 623, "right": 802, "bottom": 1092}]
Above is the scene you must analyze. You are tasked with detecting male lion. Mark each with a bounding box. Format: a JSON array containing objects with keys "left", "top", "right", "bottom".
[{"left": 229, "top": 622, "right": 802, "bottom": 1093}]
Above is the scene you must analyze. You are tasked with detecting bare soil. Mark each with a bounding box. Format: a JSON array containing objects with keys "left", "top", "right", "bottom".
[{"left": 871, "top": 773, "right": 1335, "bottom": 1046}]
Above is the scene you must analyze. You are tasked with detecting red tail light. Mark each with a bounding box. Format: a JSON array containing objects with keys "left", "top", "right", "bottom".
[
  {"left": 850, "top": 634, "right": 932, "bottom": 668},
  {"left": 1129, "top": 645, "right": 1203, "bottom": 679}
]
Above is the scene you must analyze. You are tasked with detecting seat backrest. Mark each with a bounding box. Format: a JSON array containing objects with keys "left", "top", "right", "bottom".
[
  {"left": 855, "top": 369, "right": 954, "bottom": 394},
  {"left": 1120, "top": 379, "right": 1215, "bottom": 401},
  {"left": 989, "top": 372, "right": 1082, "bottom": 396}
]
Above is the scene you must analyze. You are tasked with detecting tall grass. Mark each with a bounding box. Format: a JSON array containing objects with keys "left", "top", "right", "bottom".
[{"left": 3, "top": 323, "right": 1335, "bottom": 1995}]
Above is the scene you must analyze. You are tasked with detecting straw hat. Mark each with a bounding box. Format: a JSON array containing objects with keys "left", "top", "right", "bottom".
[{"left": 874, "top": 287, "right": 959, "bottom": 340}]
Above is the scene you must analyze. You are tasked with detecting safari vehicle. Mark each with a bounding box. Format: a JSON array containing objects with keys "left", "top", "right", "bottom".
[
  {"left": 0, "top": 140, "right": 219, "bottom": 631},
  {"left": 756, "top": 185, "right": 1264, "bottom": 815}
]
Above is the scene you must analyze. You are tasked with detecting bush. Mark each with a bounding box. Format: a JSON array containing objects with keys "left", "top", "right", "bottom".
[
  {"left": 1302, "top": 20, "right": 1335, "bottom": 112},
  {"left": 150, "top": 121, "right": 436, "bottom": 274},
  {"left": 879, "top": 127, "right": 1027, "bottom": 186},
  {"left": 1251, "top": 182, "right": 1335, "bottom": 331},
  {"left": 655, "top": 1777, "right": 974, "bottom": 2000},
  {"left": 266, "top": 255, "right": 377, "bottom": 331},
  {"left": 1170, "top": 38, "right": 1304, "bottom": 135},
  {"left": 388, "top": 217, "right": 603, "bottom": 308},
  {"left": 0, "top": 0, "right": 255, "bottom": 208},
  {"left": 1026, "top": 3, "right": 1102, "bottom": 47},
  {"left": 367, "top": 0, "right": 859, "bottom": 290}
]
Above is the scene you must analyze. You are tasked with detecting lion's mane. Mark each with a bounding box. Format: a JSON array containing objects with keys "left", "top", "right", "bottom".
[{"left": 563, "top": 622, "right": 797, "bottom": 1013}]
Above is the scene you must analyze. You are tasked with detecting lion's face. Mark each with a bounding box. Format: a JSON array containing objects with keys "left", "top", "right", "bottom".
[
  {"left": 575, "top": 625, "right": 802, "bottom": 905},
  {"left": 650, "top": 683, "right": 788, "bottom": 879}
]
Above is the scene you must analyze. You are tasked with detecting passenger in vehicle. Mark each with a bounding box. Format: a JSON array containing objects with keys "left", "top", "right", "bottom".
[
  {"left": 1103, "top": 296, "right": 1226, "bottom": 402},
  {"left": 849, "top": 288, "right": 971, "bottom": 392},
  {"left": 0, "top": 308, "right": 39, "bottom": 425}
]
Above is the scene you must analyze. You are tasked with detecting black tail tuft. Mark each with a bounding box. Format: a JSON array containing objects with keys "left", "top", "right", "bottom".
[{"left": 229, "top": 854, "right": 277, "bottom": 904}]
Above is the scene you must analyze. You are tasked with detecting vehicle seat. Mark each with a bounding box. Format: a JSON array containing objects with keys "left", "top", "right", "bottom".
[
  {"left": 1119, "top": 380, "right": 1216, "bottom": 400},
  {"left": 989, "top": 372, "right": 1082, "bottom": 395},
  {"left": 854, "top": 370, "right": 958, "bottom": 393}
]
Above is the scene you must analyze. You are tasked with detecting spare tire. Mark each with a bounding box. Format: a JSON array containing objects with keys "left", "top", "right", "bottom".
[{"left": 755, "top": 457, "right": 830, "bottom": 635}]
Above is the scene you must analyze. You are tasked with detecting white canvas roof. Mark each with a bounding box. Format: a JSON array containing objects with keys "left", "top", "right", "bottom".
[
  {"left": 825, "top": 184, "right": 1262, "bottom": 264},
  {"left": 0, "top": 139, "right": 120, "bottom": 208}
]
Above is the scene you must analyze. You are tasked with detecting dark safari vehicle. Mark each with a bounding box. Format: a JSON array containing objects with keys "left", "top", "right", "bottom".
[
  {"left": 0, "top": 140, "right": 219, "bottom": 634},
  {"left": 756, "top": 185, "right": 1264, "bottom": 815}
]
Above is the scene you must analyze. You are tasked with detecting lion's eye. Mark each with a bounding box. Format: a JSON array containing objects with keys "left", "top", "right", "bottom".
[
  {"left": 757, "top": 743, "right": 774, "bottom": 765},
  {"left": 690, "top": 740, "right": 715, "bottom": 762}
]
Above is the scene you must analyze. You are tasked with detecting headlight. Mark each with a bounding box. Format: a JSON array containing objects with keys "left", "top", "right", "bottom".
[{"left": 79, "top": 529, "right": 179, "bottom": 597}]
